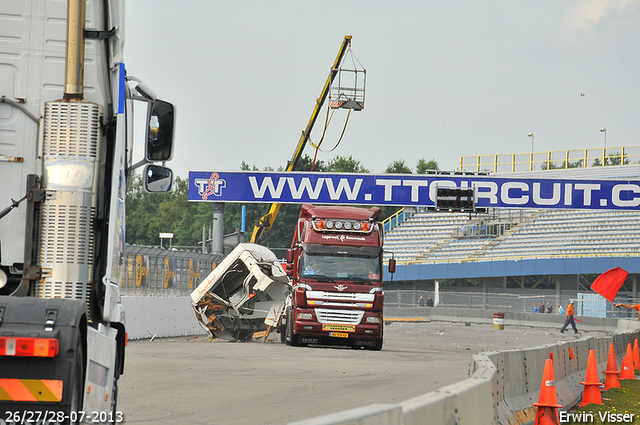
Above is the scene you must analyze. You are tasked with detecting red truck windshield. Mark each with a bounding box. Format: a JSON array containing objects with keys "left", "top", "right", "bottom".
[{"left": 300, "top": 251, "right": 381, "bottom": 282}]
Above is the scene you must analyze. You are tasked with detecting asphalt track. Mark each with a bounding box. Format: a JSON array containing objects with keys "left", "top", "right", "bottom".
[{"left": 117, "top": 321, "right": 606, "bottom": 425}]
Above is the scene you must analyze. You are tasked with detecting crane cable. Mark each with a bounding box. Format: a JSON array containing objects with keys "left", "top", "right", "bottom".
[{"left": 309, "top": 103, "right": 351, "bottom": 171}]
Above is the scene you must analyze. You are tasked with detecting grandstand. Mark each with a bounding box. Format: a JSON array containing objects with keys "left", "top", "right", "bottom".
[
  {"left": 382, "top": 152, "right": 640, "bottom": 318},
  {"left": 384, "top": 208, "right": 640, "bottom": 264}
]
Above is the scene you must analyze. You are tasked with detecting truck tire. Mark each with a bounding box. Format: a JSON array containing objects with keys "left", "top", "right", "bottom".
[
  {"left": 110, "top": 379, "right": 119, "bottom": 422},
  {"left": 64, "top": 338, "right": 84, "bottom": 425},
  {"left": 369, "top": 326, "right": 384, "bottom": 351},
  {"left": 286, "top": 308, "right": 300, "bottom": 347},
  {"left": 284, "top": 307, "right": 292, "bottom": 345},
  {"left": 370, "top": 336, "right": 383, "bottom": 351}
]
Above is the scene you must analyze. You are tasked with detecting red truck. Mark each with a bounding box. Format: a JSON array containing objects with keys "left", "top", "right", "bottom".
[{"left": 283, "top": 204, "right": 394, "bottom": 350}]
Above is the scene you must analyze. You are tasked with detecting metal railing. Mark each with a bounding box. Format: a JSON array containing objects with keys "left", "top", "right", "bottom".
[
  {"left": 382, "top": 207, "right": 424, "bottom": 234},
  {"left": 460, "top": 145, "right": 640, "bottom": 173},
  {"left": 394, "top": 251, "right": 640, "bottom": 266},
  {"left": 384, "top": 289, "right": 638, "bottom": 319},
  {"left": 122, "top": 245, "right": 224, "bottom": 296}
]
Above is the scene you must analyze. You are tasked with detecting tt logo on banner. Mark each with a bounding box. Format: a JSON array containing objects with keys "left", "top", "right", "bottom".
[{"left": 194, "top": 173, "right": 227, "bottom": 200}]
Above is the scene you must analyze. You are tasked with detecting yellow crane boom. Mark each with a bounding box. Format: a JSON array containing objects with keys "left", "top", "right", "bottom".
[{"left": 250, "top": 35, "right": 353, "bottom": 244}]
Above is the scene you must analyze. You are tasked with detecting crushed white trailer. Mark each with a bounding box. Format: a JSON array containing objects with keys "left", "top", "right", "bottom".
[{"left": 191, "top": 244, "right": 291, "bottom": 341}]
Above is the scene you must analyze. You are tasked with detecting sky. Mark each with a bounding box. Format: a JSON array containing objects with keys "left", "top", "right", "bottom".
[{"left": 123, "top": 0, "right": 640, "bottom": 179}]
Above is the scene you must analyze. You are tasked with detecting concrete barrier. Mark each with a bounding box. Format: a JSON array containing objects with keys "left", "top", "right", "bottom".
[
  {"left": 288, "top": 404, "right": 402, "bottom": 425},
  {"left": 384, "top": 306, "right": 622, "bottom": 332},
  {"left": 121, "top": 296, "right": 206, "bottom": 340},
  {"left": 401, "top": 354, "right": 496, "bottom": 425},
  {"left": 290, "top": 307, "right": 640, "bottom": 425},
  {"left": 120, "top": 297, "right": 640, "bottom": 424}
]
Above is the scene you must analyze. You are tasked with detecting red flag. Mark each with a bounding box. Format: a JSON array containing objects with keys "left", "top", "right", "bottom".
[{"left": 590, "top": 267, "right": 629, "bottom": 302}]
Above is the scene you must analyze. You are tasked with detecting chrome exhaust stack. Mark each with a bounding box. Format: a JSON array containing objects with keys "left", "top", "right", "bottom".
[
  {"left": 33, "top": 0, "right": 103, "bottom": 317},
  {"left": 63, "top": 0, "right": 86, "bottom": 100}
]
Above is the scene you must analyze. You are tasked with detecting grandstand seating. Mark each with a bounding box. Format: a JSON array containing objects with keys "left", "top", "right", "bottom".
[
  {"left": 383, "top": 211, "right": 470, "bottom": 262},
  {"left": 383, "top": 208, "right": 640, "bottom": 264}
]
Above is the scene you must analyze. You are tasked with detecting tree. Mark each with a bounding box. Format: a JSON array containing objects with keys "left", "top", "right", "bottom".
[
  {"left": 294, "top": 154, "right": 326, "bottom": 172},
  {"left": 593, "top": 152, "right": 630, "bottom": 167},
  {"left": 385, "top": 159, "right": 412, "bottom": 174},
  {"left": 541, "top": 160, "right": 583, "bottom": 170},
  {"left": 240, "top": 161, "right": 258, "bottom": 171},
  {"left": 326, "top": 155, "right": 370, "bottom": 173},
  {"left": 126, "top": 174, "right": 212, "bottom": 248},
  {"left": 416, "top": 158, "right": 438, "bottom": 174}
]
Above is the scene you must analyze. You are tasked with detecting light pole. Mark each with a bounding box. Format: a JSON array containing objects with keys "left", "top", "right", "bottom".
[
  {"left": 528, "top": 132, "right": 534, "bottom": 171},
  {"left": 600, "top": 128, "right": 606, "bottom": 165}
]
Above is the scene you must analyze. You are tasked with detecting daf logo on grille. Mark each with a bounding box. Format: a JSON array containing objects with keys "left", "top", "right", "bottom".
[{"left": 335, "top": 284, "right": 348, "bottom": 292}]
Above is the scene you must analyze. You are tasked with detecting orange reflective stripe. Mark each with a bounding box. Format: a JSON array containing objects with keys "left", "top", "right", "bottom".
[
  {"left": 0, "top": 379, "right": 63, "bottom": 402},
  {"left": 23, "top": 380, "right": 62, "bottom": 402},
  {"left": 41, "top": 379, "right": 64, "bottom": 401},
  {"left": 0, "top": 385, "right": 11, "bottom": 401},
  {"left": 0, "top": 379, "right": 37, "bottom": 401}
]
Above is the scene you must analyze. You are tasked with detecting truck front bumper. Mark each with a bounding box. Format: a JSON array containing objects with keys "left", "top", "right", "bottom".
[{"left": 293, "top": 308, "right": 382, "bottom": 339}]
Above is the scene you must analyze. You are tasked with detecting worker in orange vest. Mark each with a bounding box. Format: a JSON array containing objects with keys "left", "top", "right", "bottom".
[
  {"left": 614, "top": 302, "right": 640, "bottom": 320},
  {"left": 560, "top": 300, "right": 579, "bottom": 334}
]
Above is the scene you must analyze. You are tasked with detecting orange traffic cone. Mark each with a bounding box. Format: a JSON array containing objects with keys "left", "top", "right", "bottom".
[
  {"left": 604, "top": 343, "right": 621, "bottom": 390},
  {"left": 620, "top": 352, "right": 635, "bottom": 380},
  {"left": 633, "top": 339, "right": 640, "bottom": 370},
  {"left": 579, "top": 350, "right": 603, "bottom": 406},
  {"left": 532, "top": 358, "right": 562, "bottom": 425}
]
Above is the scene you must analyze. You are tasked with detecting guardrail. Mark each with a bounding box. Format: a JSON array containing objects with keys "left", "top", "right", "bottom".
[
  {"left": 460, "top": 145, "right": 640, "bottom": 173},
  {"left": 122, "top": 244, "right": 223, "bottom": 296},
  {"left": 383, "top": 290, "right": 639, "bottom": 319},
  {"left": 394, "top": 252, "right": 640, "bottom": 266},
  {"left": 289, "top": 309, "right": 640, "bottom": 425},
  {"left": 382, "top": 207, "right": 422, "bottom": 234}
]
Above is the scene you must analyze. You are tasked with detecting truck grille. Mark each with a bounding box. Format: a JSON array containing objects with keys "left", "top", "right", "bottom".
[
  {"left": 307, "top": 291, "right": 374, "bottom": 302},
  {"left": 315, "top": 309, "right": 364, "bottom": 325}
]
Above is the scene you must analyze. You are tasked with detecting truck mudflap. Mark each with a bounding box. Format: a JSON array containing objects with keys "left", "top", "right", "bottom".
[
  {"left": 0, "top": 297, "right": 86, "bottom": 419},
  {"left": 83, "top": 324, "right": 119, "bottom": 419},
  {"left": 191, "top": 244, "right": 291, "bottom": 341}
]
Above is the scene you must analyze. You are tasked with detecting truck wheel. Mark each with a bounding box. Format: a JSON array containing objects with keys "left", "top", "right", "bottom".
[
  {"left": 369, "top": 327, "right": 384, "bottom": 351},
  {"left": 110, "top": 378, "right": 119, "bottom": 421},
  {"left": 286, "top": 308, "right": 300, "bottom": 347},
  {"left": 285, "top": 307, "right": 292, "bottom": 346},
  {"left": 370, "top": 336, "right": 383, "bottom": 351},
  {"left": 279, "top": 324, "right": 286, "bottom": 344},
  {"left": 65, "top": 339, "right": 84, "bottom": 425}
]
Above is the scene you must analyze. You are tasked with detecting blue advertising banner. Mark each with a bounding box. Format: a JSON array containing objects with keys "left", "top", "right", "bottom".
[{"left": 188, "top": 170, "right": 640, "bottom": 210}]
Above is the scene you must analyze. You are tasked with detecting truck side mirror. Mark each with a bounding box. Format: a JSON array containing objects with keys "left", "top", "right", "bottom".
[
  {"left": 286, "top": 249, "right": 294, "bottom": 264},
  {"left": 285, "top": 249, "right": 295, "bottom": 277},
  {"left": 146, "top": 99, "right": 175, "bottom": 161},
  {"left": 143, "top": 164, "right": 173, "bottom": 193},
  {"left": 388, "top": 258, "right": 396, "bottom": 274}
]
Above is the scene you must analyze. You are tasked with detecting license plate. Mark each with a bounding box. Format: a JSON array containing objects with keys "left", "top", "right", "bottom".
[
  {"left": 330, "top": 332, "right": 349, "bottom": 338},
  {"left": 322, "top": 324, "right": 355, "bottom": 332}
]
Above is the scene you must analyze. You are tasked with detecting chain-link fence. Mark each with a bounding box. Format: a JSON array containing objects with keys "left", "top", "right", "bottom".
[
  {"left": 384, "top": 289, "right": 639, "bottom": 319},
  {"left": 120, "top": 245, "right": 639, "bottom": 320},
  {"left": 122, "top": 245, "right": 224, "bottom": 296}
]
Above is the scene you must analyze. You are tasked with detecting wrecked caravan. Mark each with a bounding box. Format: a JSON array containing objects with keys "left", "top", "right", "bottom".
[{"left": 191, "top": 243, "right": 291, "bottom": 341}]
